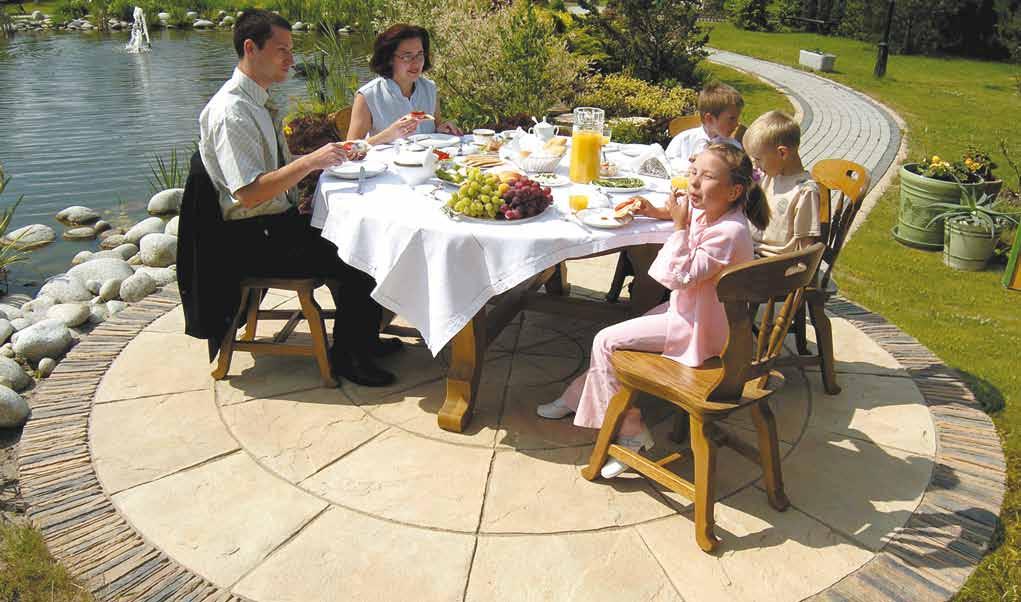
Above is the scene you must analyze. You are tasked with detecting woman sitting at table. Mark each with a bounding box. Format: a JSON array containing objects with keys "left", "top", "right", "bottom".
[
  {"left": 347, "top": 24, "right": 462, "bottom": 145},
  {"left": 537, "top": 144, "right": 769, "bottom": 478}
]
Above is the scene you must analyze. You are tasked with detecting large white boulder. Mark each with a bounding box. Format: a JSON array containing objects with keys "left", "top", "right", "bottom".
[
  {"left": 133, "top": 267, "right": 176, "bottom": 286},
  {"left": 0, "top": 319, "right": 13, "bottom": 345},
  {"left": 164, "top": 215, "right": 179, "bottom": 236},
  {"left": 0, "top": 357, "right": 31, "bottom": 392},
  {"left": 0, "top": 385, "right": 29, "bottom": 428},
  {"left": 140, "top": 233, "right": 177, "bottom": 267},
  {"left": 147, "top": 188, "right": 183, "bottom": 216},
  {"left": 2, "top": 224, "right": 56, "bottom": 249},
  {"left": 55, "top": 205, "right": 100, "bottom": 225},
  {"left": 39, "top": 275, "right": 92, "bottom": 304},
  {"left": 68, "top": 257, "right": 134, "bottom": 284},
  {"left": 119, "top": 272, "right": 157, "bottom": 302},
  {"left": 113, "top": 243, "right": 139, "bottom": 260},
  {"left": 124, "top": 217, "right": 165, "bottom": 245},
  {"left": 47, "top": 303, "right": 90, "bottom": 328},
  {"left": 13, "top": 319, "right": 73, "bottom": 362}
]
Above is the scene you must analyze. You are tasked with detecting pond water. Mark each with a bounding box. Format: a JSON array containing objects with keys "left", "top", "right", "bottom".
[{"left": 0, "top": 29, "right": 372, "bottom": 294}]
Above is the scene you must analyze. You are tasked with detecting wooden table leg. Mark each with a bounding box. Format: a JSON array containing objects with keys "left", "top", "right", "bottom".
[
  {"left": 544, "top": 263, "right": 571, "bottom": 296},
  {"left": 438, "top": 307, "right": 486, "bottom": 432},
  {"left": 626, "top": 244, "right": 667, "bottom": 316}
]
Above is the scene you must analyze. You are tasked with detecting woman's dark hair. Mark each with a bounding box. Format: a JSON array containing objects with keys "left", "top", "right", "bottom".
[
  {"left": 369, "top": 24, "right": 432, "bottom": 78},
  {"left": 234, "top": 9, "right": 291, "bottom": 58},
  {"left": 704, "top": 143, "right": 770, "bottom": 231}
]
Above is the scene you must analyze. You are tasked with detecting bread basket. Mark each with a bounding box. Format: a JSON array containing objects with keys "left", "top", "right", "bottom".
[{"left": 513, "top": 152, "right": 564, "bottom": 173}]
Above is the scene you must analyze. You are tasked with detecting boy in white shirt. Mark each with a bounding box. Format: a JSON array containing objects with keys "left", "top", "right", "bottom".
[
  {"left": 743, "top": 110, "right": 821, "bottom": 256},
  {"left": 665, "top": 83, "right": 744, "bottom": 172}
]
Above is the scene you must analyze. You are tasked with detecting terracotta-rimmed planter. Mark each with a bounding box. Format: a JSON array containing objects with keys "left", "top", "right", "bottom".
[
  {"left": 893, "top": 163, "right": 984, "bottom": 250},
  {"left": 943, "top": 216, "right": 1001, "bottom": 271}
]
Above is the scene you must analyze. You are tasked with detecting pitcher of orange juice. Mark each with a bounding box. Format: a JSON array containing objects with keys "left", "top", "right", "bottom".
[{"left": 569, "top": 107, "right": 605, "bottom": 184}]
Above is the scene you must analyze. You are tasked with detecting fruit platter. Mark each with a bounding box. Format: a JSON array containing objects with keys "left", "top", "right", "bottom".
[{"left": 441, "top": 169, "right": 554, "bottom": 223}]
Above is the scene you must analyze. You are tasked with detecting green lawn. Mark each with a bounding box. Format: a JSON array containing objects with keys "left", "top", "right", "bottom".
[
  {"left": 0, "top": 522, "right": 93, "bottom": 602},
  {"left": 707, "top": 21, "right": 1021, "bottom": 601},
  {"left": 700, "top": 61, "right": 796, "bottom": 124}
]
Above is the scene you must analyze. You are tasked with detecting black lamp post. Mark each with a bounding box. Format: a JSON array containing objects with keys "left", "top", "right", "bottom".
[{"left": 874, "top": 0, "right": 896, "bottom": 77}]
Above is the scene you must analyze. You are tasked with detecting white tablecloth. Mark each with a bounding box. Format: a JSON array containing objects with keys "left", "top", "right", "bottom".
[{"left": 312, "top": 148, "right": 675, "bottom": 355}]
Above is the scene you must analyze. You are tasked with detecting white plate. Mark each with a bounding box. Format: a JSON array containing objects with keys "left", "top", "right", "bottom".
[
  {"left": 408, "top": 133, "right": 462, "bottom": 148},
  {"left": 529, "top": 172, "right": 570, "bottom": 187},
  {"left": 577, "top": 208, "right": 633, "bottom": 229},
  {"left": 594, "top": 177, "right": 647, "bottom": 194},
  {"left": 326, "top": 160, "right": 388, "bottom": 179},
  {"left": 618, "top": 144, "right": 648, "bottom": 157}
]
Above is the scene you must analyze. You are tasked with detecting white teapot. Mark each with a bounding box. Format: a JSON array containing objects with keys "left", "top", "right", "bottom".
[{"left": 528, "top": 117, "right": 559, "bottom": 142}]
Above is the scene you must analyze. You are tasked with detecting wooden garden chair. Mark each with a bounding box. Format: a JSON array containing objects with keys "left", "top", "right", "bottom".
[
  {"left": 668, "top": 114, "right": 703, "bottom": 137},
  {"left": 582, "top": 243, "right": 825, "bottom": 553},
  {"left": 786, "top": 159, "right": 870, "bottom": 395},
  {"left": 211, "top": 277, "right": 339, "bottom": 388},
  {"left": 333, "top": 106, "right": 352, "bottom": 139}
]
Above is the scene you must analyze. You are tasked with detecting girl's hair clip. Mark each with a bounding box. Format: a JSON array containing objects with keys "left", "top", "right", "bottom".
[{"left": 751, "top": 168, "right": 764, "bottom": 183}]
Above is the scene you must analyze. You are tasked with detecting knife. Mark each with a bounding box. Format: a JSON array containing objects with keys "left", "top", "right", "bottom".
[{"left": 357, "top": 166, "right": 366, "bottom": 195}]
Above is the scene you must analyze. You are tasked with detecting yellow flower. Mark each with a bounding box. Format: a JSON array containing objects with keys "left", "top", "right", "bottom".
[
  {"left": 931, "top": 155, "right": 941, "bottom": 163},
  {"left": 283, "top": 125, "right": 293, "bottom": 136}
]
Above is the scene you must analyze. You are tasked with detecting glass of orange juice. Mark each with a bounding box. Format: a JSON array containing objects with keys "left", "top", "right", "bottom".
[
  {"left": 569, "top": 192, "right": 589, "bottom": 212},
  {"left": 670, "top": 174, "right": 689, "bottom": 192},
  {"left": 602, "top": 127, "right": 612, "bottom": 146}
]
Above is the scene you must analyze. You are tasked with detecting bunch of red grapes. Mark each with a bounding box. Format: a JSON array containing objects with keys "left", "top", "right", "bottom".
[{"left": 499, "top": 175, "right": 554, "bottom": 221}]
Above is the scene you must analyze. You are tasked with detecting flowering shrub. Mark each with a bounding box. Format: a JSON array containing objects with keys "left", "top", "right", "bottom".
[
  {"left": 576, "top": 74, "right": 697, "bottom": 120},
  {"left": 961, "top": 147, "right": 997, "bottom": 181},
  {"left": 911, "top": 154, "right": 981, "bottom": 183}
]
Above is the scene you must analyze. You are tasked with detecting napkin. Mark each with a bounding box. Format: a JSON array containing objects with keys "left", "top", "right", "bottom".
[{"left": 628, "top": 143, "right": 672, "bottom": 179}]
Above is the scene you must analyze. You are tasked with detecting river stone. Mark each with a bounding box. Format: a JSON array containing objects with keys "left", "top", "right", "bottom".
[
  {"left": 119, "top": 272, "right": 156, "bottom": 303},
  {"left": 0, "top": 305, "right": 20, "bottom": 321},
  {"left": 106, "top": 300, "right": 128, "bottom": 316},
  {"left": 134, "top": 267, "right": 175, "bottom": 286},
  {"left": 193, "top": 19, "right": 214, "bottom": 28},
  {"left": 0, "top": 386, "right": 29, "bottom": 428},
  {"left": 100, "top": 234, "right": 127, "bottom": 249},
  {"left": 157, "top": 11, "right": 170, "bottom": 19},
  {"left": 0, "top": 344, "right": 12, "bottom": 358},
  {"left": 64, "top": 226, "right": 96, "bottom": 240},
  {"left": 37, "top": 357, "right": 57, "bottom": 378},
  {"left": 98, "top": 278, "right": 122, "bottom": 302},
  {"left": 164, "top": 215, "right": 179, "bottom": 236},
  {"left": 85, "top": 279, "right": 102, "bottom": 295},
  {"left": 140, "top": 233, "right": 177, "bottom": 267},
  {"left": 10, "top": 318, "right": 32, "bottom": 332},
  {"left": 55, "top": 205, "right": 100, "bottom": 225},
  {"left": 2, "top": 224, "right": 56, "bottom": 249},
  {"left": 0, "top": 357, "right": 31, "bottom": 392},
  {"left": 220, "top": 15, "right": 234, "bottom": 26},
  {"left": 39, "top": 275, "right": 91, "bottom": 304},
  {"left": 128, "top": 254, "right": 142, "bottom": 265},
  {"left": 71, "top": 251, "right": 93, "bottom": 265},
  {"left": 13, "top": 319, "right": 73, "bottom": 362},
  {"left": 147, "top": 188, "right": 183, "bottom": 215},
  {"left": 0, "top": 320, "right": 12, "bottom": 345},
  {"left": 68, "top": 257, "right": 134, "bottom": 284},
  {"left": 93, "top": 220, "right": 112, "bottom": 234},
  {"left": 88, "top": 304, "right": 108, "bottom": 324},
  {"left": 125, "top": 217, "right": 165, "bottom": 245},
  {"left": 31, "top": 10, "right": 44, "bottom": 20},
  {"left": 47, "top": 303, "right": 90, "bottom": 328},
  {"left": 185, "top": 10, "right": 198, "bottom": 18},
  {"left": 292, "top": 21, "right": 305, "bottom": 30},
  {"left": 114, "top": 243, "right": 139, "bottom": 260}
]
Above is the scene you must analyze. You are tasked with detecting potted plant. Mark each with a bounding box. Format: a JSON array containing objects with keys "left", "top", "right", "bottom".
[
  {"left": 926, "top": 182, "right": 1020, "bottom": 271},
  {"left": 799, "top": 48, "right": 836, "bottom": 72},
  {"left": 894, "top": 154, "right": 985, "bottom": 249},
  {"left": 961, "top": 146, "right": 1001, "bottom": 199}
]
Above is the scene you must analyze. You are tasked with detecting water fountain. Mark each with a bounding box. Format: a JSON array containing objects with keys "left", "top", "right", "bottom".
[{"left": 125, "top": 6, "right": 151, "bottom": 53}]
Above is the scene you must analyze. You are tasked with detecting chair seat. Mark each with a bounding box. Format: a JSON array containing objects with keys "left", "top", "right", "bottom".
[
  {"left": 240, "top": 277, "right": 324, "bottom": 291},
  {"left": 611, "top": 350, "right": 778, "bottom": 417}
]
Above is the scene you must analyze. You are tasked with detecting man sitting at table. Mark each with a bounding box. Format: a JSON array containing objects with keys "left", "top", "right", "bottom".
[{"left": 197, "top": 9, "right": 400, "bottom": 387}]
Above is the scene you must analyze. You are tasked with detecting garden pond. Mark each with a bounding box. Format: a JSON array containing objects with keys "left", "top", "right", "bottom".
[{"left": 0, "top": 28, "right": 373, "bottom": 295}]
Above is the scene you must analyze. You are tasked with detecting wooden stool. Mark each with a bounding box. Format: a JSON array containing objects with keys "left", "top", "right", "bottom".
[{"left": 211, "top": 277, "right": 338, "bottom": 387}]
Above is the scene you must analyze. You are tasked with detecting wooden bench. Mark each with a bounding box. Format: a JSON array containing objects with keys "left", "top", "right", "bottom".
[{"left": 782, "top": 15, "right": 837, "bottom": 34}]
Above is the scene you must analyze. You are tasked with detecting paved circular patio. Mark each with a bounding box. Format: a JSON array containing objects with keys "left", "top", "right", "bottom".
[{"left": 17, "top": 262, "right": 1005, "bottom": 601}]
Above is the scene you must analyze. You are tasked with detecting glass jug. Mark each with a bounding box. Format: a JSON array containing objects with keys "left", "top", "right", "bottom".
[{"left": 569, "top": 107, "right": 605, "bottom": 184}]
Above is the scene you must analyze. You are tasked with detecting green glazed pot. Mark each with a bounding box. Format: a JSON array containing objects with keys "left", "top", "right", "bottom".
[
  {"left": 894, "top": 164, "right": 984, "bottom": 250},
  {"left": 943, "top": 217, "right": 999, "bottom": 271}
]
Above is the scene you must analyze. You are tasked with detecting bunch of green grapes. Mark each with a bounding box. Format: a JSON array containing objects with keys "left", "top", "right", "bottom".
[{"left": 446, "top": 168, "right": 503, "bottom": 219}]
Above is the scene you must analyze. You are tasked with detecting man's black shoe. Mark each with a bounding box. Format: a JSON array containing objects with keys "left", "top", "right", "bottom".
[
  {"left": 332, "top": 354, "right": 396, "bottom": 387},
  {"left": 371, "top": 337, "right": 404, "bottom": 357}
]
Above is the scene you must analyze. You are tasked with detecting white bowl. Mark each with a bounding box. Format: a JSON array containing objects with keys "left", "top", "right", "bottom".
[{"left": 393, "top": 153, "right": 435, "bottom": 186}]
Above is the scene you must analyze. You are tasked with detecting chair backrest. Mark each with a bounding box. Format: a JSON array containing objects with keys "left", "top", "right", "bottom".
[
  {"left": 811, "top": 159, "right": 870, "bottom": 288},
  {"left": 709, "top": 243, "right": 825, "bottom": 401},
  {"left": 668, "top": 114, "right": 703, "bottom": 137},
  {"left": 333, "top": 106, "right": 353, "bottom": 139},
  {"left": 731, "top": 123, "right": 747, "bottom": 144}
]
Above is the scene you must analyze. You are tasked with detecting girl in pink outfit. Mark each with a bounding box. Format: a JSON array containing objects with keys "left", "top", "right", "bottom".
[{"left": 538, "top": 144, "right": 770, "bottom": 478}]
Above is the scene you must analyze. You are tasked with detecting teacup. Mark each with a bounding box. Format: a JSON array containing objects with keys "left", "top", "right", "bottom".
[
  {"left": 472, "top": 128, "right": 496, "bottom": 146},
  {"left": 528, "top": 123, "right": 560, "bottom": 142}
]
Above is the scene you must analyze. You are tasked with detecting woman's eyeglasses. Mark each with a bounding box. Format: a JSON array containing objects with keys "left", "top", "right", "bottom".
[{"left": 395, "top": 51, "right": 427, "bottom": 63}]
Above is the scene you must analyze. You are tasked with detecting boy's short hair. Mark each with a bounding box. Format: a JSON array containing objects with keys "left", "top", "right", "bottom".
[
  {"left": 743, "top": 110, "right": 802, "bottom": 151},
  {"left": 698, "top": 83, "right": 745, "bottom": 117},
  {"left": 234, "top": 9, "right": 291, "bottom": 58}
]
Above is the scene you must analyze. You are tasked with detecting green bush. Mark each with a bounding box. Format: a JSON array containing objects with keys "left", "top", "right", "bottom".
[
  {"left": 728, "top": 0, "right": 773, "bottom": 31},
  {"left": 52, "top": 0, "right": 88, "bottom": 23},
  {"left": 575, "top": 74, "right": 697, "bottom": 120},
  {"left": 574, "top": 0, "right": 708, "bottom": 87},
  {"left": 387, "top": 0, "right": 587, "bottom": 129}
]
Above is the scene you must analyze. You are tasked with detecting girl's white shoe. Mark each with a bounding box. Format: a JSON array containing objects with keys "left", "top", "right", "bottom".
[
  {"left": 600, "top": 427, "right": 655, "bottom": 479},
  {"left": 536, "top": 398, "right": 575, "bottom": 419}
]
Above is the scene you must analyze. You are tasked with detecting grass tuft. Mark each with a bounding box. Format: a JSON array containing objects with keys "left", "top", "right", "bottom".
[{"left": 0, "top": 521, "right": 94, "bottom": 602}]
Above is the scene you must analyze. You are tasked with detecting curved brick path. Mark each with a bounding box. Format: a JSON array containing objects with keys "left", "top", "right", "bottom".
[{"left": 15, "top": 55, "right": 1006, "bottom": 601}]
